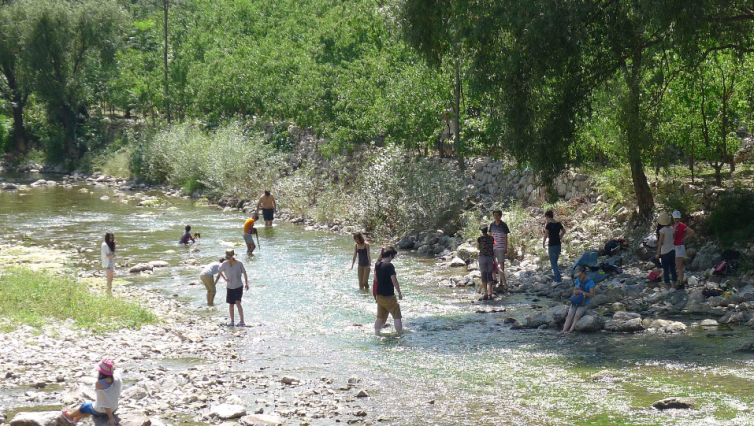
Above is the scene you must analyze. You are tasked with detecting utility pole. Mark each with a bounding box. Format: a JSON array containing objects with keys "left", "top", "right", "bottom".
[{"left": 164, "top": 0, "right": 170, "bottom": 124}]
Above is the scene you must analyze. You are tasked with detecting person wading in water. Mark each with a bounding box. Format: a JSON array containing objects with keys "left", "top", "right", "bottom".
[
  {"left": 256, "top": 191, "right": 277, "bottom": 227},
  {"left": 350, "top": 232, "right": 371, "bottom": 291}
]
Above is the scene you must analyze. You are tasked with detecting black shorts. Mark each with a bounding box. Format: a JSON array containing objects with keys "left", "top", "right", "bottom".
[
  {"left": 262, "top": 208, "right": 274, "bottom": 222},
  {"left": 226, "top": 287, "right": 243, "bottom": 304}
]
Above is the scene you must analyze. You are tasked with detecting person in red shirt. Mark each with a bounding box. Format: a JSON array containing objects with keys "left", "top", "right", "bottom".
[{"left": 672, "top": 211, "right": 695, "bottom": 287}]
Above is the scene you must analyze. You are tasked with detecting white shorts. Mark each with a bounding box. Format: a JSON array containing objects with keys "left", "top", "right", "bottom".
[{"left": 674, "top": 245, "right": 686, "bottom": 258}]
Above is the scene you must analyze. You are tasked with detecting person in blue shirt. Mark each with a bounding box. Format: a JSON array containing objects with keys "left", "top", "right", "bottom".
[{"left": 560, "top": 265, "right": 596, "bottom": 334}]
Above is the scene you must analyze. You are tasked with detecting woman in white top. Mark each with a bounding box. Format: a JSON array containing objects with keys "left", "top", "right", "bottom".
[
  {"left": 655, "top": 213, "right": 678, "bottom": 290},
  {"left": 101, "top": 233, "right": 117, "bottom": 294},
  {"left": 62, "top": 359, "right": 122, "bottom": 426}
]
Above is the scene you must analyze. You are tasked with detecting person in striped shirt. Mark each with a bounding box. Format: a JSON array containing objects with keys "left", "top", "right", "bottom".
[{"left": 489, "top": 210, "right": 510, "bottom": 292}]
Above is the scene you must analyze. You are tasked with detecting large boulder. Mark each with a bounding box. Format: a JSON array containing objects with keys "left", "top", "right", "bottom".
[
  {"left": 524, "top": 313, "right": 547, "bottom": 329},
  {"left": 692, "top": 243, "right": 719, "bottom": 271},
  {"left": 9, "top": 412, "right": 68, "bottom": 426},
  {"left": 604, "top": 311, "right": 644, "bottom": 333},
  {"left": 574, "top": 314, "right": 604, "bottom": 332},
  {"left": 449, "top": 257, "right": 466, "bottom": 267},
  {"left": 129, "top": 263, "right": 153, "bottom": 273},
  {"left": 93, "top": 415, "right": 151, "bottom": 426},
  {"left": 652, "top": 397, "right": 695, "bottom": 410},
  {"left": 544, "top": 305, "right": 569, "bottom": 325},
  {"left": 684, "top": 288, "right": 708, "bottom": 314},
  {"left": 457, "top": 243, "right": 480, "bottom": 263},
  {"left": 209, "top": 404, "right": 247, "bottom": 420},
  {"left": 397, "top": 237, "right": 415, "bottom": 250}
]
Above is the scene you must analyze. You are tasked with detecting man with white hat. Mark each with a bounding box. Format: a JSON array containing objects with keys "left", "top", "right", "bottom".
[{"left": 672, "top": 211, "right": 695, "bottom": 287}]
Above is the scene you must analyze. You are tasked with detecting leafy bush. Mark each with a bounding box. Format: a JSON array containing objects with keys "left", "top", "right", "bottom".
[
  {"left": 0, "top": 267, "right": 155, "bottom": 331},
  {"left": 710, "top": 188, "right": 754, "bottom": 246},
  {"left": 593, "top": 166, "right": 634, "bottom": 212},
  {"left": 657, "top": 187, "right": 699, "bottom": 215},
  {"left": 133, "top": 122, "right": 284, "bottom": 196},
  {"left": 92, "top": 147, "right": 132, "bottom": 178}
]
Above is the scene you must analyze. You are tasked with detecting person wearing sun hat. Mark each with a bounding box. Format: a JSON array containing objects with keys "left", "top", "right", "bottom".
[
  {"left": 655, "top": 212, "right": 677, "bottom": 291},
  {"left": 672, "top": 210, "right": 695, "bottom": 288},
  {"left": 62, "top": 359, "right": 122, "bottom": 426}
]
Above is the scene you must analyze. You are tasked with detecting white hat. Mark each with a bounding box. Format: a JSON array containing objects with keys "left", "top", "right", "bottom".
[{"left": 672, "top": 211, "right": 681, "bottom": 219}]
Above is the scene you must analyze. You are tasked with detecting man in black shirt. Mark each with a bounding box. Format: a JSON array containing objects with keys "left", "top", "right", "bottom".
[
  {"left": 373, "top": 247, "right": 403, "bottom": 335},
  {"left": 543, "top": 210, "right": 566, "bottom": 284}
]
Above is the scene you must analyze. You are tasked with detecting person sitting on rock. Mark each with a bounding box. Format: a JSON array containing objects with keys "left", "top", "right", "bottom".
[
  {"left": 62, "top": 359, "right": 122, "bottom": 426},
  {"left": 560, "top": 265, "right": 596, "bottom": 334}
]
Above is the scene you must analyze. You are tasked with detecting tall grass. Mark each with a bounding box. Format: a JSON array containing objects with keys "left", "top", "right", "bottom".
[
  {"left": 0, "top": 267, "right": 155, "bottom": 332},
  {"left": 133, "top": 122, "right": 283, "bottom": 196}
]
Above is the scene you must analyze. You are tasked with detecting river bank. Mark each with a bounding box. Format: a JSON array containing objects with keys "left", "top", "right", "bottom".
[{"left": 3, "top": 171, "right": 754, "bottom": 425}]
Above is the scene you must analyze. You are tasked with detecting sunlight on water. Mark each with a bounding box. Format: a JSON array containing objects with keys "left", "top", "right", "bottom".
[{"left": 1, "top": 180, "right": 754, "bottom": 425}]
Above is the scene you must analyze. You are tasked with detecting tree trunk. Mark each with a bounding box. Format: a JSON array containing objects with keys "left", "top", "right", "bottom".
[
  {"left": 164, "top": 0, "right": 170, "bottom": 124},
  {"left": 453, "top": 59, "right": 462, "bottom": 168},
  {"left": 11, "top": 96, "right": 26, "bottom": 154},
  {"left": 623, "top": 51, "right": 654, "bottom": 217}
]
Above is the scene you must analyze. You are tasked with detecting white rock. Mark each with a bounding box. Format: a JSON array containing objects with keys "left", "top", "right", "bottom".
[
  {"left": 449, "top": 257, "right": 466, "bottom": 267},
  {"left": 239, "top": 414, "right": 283, "bottom": 426},
  {"left": 9, "top": 411, "right": 65, "bottom": 426},
  {"left": 209, "top": 404, "right": 247, "bottom": 420},
  {"left": 148, "top": 260, "right": 169, "bottom": 268}
]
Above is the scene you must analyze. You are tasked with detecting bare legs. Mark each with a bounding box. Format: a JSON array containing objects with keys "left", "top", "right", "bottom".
[
  {"left": 675, "top": 256, "right": 684, "bottom": 287},
  {"left": 374, "top": 317, "right": 403, "bottom": 335},
  {"left": 229, "top": 301, "right": 245, "bottom": 325},
  {"left": 560, "top": 306, "right": 585, "bottom": 334},
  {"left": 105, "top": 269, "right": 114, "bottom": 294}
]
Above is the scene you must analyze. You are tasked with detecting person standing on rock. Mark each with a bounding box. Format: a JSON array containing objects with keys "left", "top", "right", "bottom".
[
  {"left": 477, "top": 225, "right": 495, "bottom": 301},
  {"left": 101, "top": 233, "right": 117, "bottom": 294},
  {"left": 350, "top": 232, "right": 371, "bottom": 291},
  {"left": 62, "top": 359, "right": 122, "bottom": 426},
  {"left": 243, "top": 214, "right": 260, "bottom": 254},
  {"left": 543, "top": 210, "right": 566, "bottom": 285},
  {"left": 256, "top": 190, "right": 277, "bottom": 226},
  {"left": 179, "top": 225, "right": 196, "bottom": 245},
  {"left": 216, "top": 249, "right": 249, "bottom": 327},
  {"left": 672, "top": 211, "right": 695, "bottom": 288},
  {"left": 656, "top": 213, "right": 678, "bottom": 291},
  {"left": 200, "top": 258, "right": 226, "bottom": 305},
  {"left": 373, "top": 247, "right": 404, "bottom": 335},
  {"left": 489, "top": 210, "right": 510, "bottom": 292},
  {"left": 560, "top": 265, "right": 596, "bottom": 334}
]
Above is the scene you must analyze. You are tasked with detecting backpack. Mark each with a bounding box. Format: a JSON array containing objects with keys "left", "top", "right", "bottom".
[
  {"left": 604, "top": 239, "right": 626, "bottom": 256},
  {"left": 712, "top": 261, "right": 729, "bottom": 276},
  {"left": 702, "top": 288, "right": 724, "bottom": 297}
]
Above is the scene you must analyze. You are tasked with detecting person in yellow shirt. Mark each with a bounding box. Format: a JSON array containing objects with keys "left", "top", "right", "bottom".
[{"left": 243, "top": 214, "right": 260, "bottom": 254}]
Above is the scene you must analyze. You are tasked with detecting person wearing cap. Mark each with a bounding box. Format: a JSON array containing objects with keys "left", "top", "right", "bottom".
[
  {"left": 543, "top": 210, "right": 566, "bottom": 284},
  {"left": 62, "top": 359, "right": 122, "bottom": 426},
  {"left": 560, "top": 265, "right": 596, "bottom": 334},
  {"left": 243, "top": 214, "right": 260, "bottom": 254},
  {"left": 477, "top": 224, "right": 496, "bottom": 301},
  {"left": 672, "top": 211, "right": 695, "bottom": 288},
  {"left": 655, "top": 213, "right": 677, "bottom": 290},
  {"left": 216, "top": 249, "right": 249, "bottom": 326},
  {"left": 200, "top": 258, "right": 226, "bottom": 305}
]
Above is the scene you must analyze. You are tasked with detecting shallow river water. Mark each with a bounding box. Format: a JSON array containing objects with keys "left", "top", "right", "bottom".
[{"left": 1, "top": 174, "right": 754, "bottom": 425}]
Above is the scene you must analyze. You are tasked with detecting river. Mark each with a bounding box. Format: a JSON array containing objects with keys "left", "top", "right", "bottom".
[{"left": 1, "top": 174, "right": 753, "bottom": 425}]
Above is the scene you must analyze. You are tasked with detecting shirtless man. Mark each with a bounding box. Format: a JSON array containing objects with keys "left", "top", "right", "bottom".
[{"left": 256, "top": 190, "right": 277, "bottom": 226}]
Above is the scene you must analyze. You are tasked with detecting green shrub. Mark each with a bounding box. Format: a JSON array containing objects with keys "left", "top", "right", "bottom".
[
  {"left": 92, "top": 147, "right": 132, "bottom": 178},
  {"left": 594, "top": 166, "right": 634, "bottom": 212},
  {"left": 182, "top": 175, "right": 204, "bottom": 195},
  {"left": 657, "top": 188, "right": 698, "bottom": 216},
  {"left": 710, "top": 188, "right": 754, "bottom": 246},
  {"left": 0, "top": 267, "right": 156, "bottom": 332}
]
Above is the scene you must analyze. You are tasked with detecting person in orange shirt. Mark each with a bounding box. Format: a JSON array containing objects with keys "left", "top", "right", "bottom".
[{"left": 243, "top": 214, "right": 260, "bottom": 254}]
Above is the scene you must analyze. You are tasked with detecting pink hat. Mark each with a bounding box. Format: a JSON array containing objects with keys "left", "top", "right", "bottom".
[{"left": 97, "top": 359, "right": 114, "bottom": 376}]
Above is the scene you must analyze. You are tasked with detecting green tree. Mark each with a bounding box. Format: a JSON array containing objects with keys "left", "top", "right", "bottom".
[
  {"left": 24, "top": 0, "right": 126, "bottom": 161},
  {"left": 0, "top": 1, "right": 32, "bottom": 153}
]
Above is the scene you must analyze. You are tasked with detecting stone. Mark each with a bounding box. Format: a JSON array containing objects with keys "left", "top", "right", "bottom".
[
  {"left": 524, "top": 313, "right": 547, "bottom": 328},
  {"left": 574, "top": 314, "right": 604, "bottom": 332},
  {"left": 589, "top": 370, "right": 617, "bottom": 382},
  {"left": 122, "top": 384, "right": 148, "bottom": 400},
  {"left": 280, "top": 376, "right": 300, "bottom": 385},
  {"left": 148, "top": 260, "right": 169, "bottom": 268},
  {"left": 449, "top": 257, "right": 466, "bottom": 267},
  {"left": 93, "top": 415, "right": 151, "bottom": 426},
  {"left": 397, "top": 238, "right": 414, "bottom": 250},
  {"left": 9, "top": 412, "right": 68, "bottom": 426},
  {"left": 210, "top": 404, "right": 247, "bottom": 420},
  {"left": 604, "top": 311, "right": 644, "bottom": 333},
  {"left": 239, "top": 414, "right": 283, "bottom": 426},
  {"left": 700, "top": 319, "right": 719, "bottom": 327},
  {"left": 30, "top": 179, "right": 47, "bottom": 187},
  {"left": 355, "top": 389, "right": 369, "bottom": 398},
  {"left": 589, "top": 294, "right": 609, "bottom": 307},
  {"left": 129, "top": 263, "right": 153, "bottom": 273},
  {"left": 2, "top": 183, "right": 18, "bottom": 190},
  {"left": 544, "top": 305, "right": 569, "bottom": 325},
  {"left": 652, "top": 397, "right": 695, "bottom": 410}
]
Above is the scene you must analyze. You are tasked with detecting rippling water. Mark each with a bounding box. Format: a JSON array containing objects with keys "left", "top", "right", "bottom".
[{"left": 1, "top": 174, "right": 754, "bottom": 425}]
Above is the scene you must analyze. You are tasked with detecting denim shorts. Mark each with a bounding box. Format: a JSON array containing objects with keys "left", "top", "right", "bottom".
[{"left": 79, "top": 402, "right": 106, "bottom": 416}]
